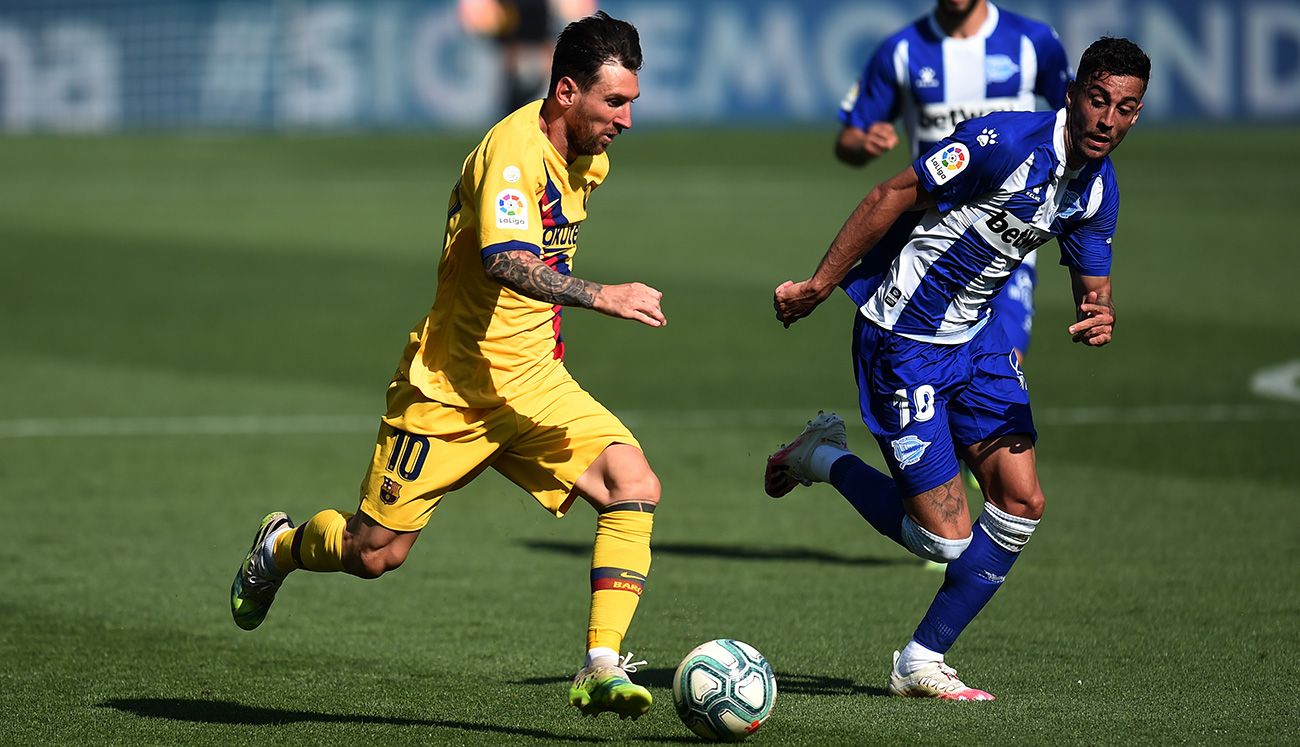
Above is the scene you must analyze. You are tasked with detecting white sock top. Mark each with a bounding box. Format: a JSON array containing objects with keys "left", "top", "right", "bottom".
[
  {"left": 809, "top": 444, "right": 851, "bottom": 483},
  {"left": 897, "top": 639, "right": 944, "bottom": 675},
  {"left": 585, "top": 647, "right": 619, "bottom": 669}
]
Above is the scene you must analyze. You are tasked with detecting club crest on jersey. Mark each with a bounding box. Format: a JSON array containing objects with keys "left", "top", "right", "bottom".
[
  {"left": 495, "top": 189, "right": 528, "bottom": 229},
  {"left": 925, "top": 144, "right": 969, "bottom": 184},
  {"left": 1057, "top": 191, "right": 1083, "bottom": 220},
  {"left": 917, "top": 66, "right": 939, "bottom": 88},
  {"left": 985, "top": 54, "right": 1020, "bottom": 84},
  {"left": 380, "top": 477, "right": 402, "bottom": 505},
  {"left": 891, "top": 435, "right": 931, "bottom": 469}
]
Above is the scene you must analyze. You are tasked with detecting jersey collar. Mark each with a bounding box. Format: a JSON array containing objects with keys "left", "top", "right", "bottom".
[{"left": 1053, "top": 108, "right": 1084, "bottom": 180}]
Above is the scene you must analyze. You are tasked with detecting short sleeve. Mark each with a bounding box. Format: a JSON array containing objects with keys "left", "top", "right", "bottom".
[
  {"left": 839, "top": 40, "right": 901, "bottom": 129},
  {"left": 474, "top": 140, "right": 544, "bottom": 260},
  {"left": 1058, "top": 174, "right": 1118, "bottom": 276},
  {"left": 912, "top": 118, "right": 1024, "bottom": 211}
]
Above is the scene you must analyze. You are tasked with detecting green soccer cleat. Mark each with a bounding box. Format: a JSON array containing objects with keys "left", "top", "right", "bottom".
[
  {"left": 230, "top": 511, "right": 293, "bottom": 631},
  {"left": 568, "top": 657, "right": 653, "bottom": 719}
]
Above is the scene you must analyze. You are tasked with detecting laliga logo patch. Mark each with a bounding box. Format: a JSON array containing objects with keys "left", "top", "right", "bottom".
[
  {"left": 925, "top": 144, "right": 968, "bottom": 184},
  {"left": 495, "top": 189, "right": 528, "bottom": 229},
  {"left": 891, "top": 435, "right": 931, "bottom": 469}
]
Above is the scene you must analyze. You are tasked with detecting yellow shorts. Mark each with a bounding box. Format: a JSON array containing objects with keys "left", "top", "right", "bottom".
[{"left": 358, "top": 370, "right": 640, "bottom": 532}]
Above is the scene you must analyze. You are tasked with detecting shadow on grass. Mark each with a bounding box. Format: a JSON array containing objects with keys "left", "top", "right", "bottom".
[
  {"left": 521, "top": 539, "right": 913, "bottom": 567},
  {"left": 517, "top": 669, "right": 889, "bottom": 698},
  {"left": 99, "top": 698, "right": 604, "bottom": 741}
]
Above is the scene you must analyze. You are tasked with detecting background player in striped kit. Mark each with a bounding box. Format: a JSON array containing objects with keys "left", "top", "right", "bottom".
[
  {"left": 771, "top": 37, "right": 1149, "bottom": 700},
  {"left": 836, "top": 0, "right": 1071, "bottom": 365}
]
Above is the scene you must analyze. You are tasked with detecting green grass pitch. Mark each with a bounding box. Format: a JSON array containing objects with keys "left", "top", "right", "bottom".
[{"left": 2, "top": 126, "right": 1298, "bottom": 744}]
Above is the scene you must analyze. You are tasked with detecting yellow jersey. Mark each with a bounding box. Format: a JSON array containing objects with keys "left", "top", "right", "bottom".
[{"left": 400, "top": 100, "right": 609, "bottom": 408}]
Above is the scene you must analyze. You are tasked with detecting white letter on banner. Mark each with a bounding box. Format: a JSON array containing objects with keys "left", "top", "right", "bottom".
[
  {"left": 280, "top": 4, "right": 360, "bottom": 125},
  {"left": 410, "top": 5, "right": 496, "bottom": 125},
  {"left": 0, "top": 25, "right": 36, "bottom": 130},
  {"left": 817, "top": 4, "right": 911, "bottom": 106},
  {"left": 201, "top": 7, "right": 276, "bottom": 125},
  {"left": 42, "top": 24, "right": 119, "bottom": 132},
  {"left": 1246, "top": 2, "right": 1300, "bottom": 116},
  {"left": 1140, "top": 1, "right": 1232, "bottom": 118},
  {"left": 1062, "top": 0, "right": 1127, "bottom": 66},
  {"left": 693, "top": 4, "right": 814, "bottom": 119},
  {"left": 617, "top": 5, "right": 692, "bottom": 122}
]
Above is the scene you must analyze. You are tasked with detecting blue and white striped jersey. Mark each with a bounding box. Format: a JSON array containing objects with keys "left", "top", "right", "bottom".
[
  {"left": 839, "top": 3, "right": 1072, "bottom": 158},
  {"left": 843, "top": 109, "right": 1119, "bottom": 344}
]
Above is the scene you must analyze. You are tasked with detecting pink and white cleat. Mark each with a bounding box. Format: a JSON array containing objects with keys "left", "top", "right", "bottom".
[
  {"left": 764, "top": 411, "right": 847, "bottom": 498},
  {"left": 887, "top": 651, "right": 996, "bottom": 701}
]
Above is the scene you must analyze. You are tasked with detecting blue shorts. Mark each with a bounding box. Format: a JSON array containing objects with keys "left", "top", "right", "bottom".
[
  {"left": 989, "top": 261, "right": 1037, "bottom": 356},
  {"left": 852, "top": 314, "right": 1036, "bottom": 497}
]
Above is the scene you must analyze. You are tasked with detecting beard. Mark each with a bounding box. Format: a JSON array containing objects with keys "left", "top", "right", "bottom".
[{"left": 569, "top": 129, "right": 610, "bottom": 157}]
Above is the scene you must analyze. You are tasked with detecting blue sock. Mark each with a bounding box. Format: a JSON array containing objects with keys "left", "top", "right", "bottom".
[
  {"left": 828, "top": 454, "right": 905, "bottom": 546},
  {"left": 911, "top": 522, "right": 1019, "bottom": 654}
]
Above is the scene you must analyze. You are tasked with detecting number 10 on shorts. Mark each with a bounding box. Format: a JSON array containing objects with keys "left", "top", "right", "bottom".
[{"left": 893, "top": 385, "right": 936, "bottom": 429}]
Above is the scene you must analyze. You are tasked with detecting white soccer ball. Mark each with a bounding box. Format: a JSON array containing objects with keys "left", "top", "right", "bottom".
[{"left": 672, "top": 639, "right": 777, "bottom": 742}]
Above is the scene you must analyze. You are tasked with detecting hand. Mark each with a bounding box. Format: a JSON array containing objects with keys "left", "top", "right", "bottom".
[
  {"left": 1069, "top": 290, "right": 1114, "bottom": 347},
  {"left": 593, "top": 282, "right": 666, "bottom": 327},
  {"left": 863, "top": 122, "right": 899, "bottom": 157},
  {"left": 774, "top": 279, "right": 831, "bottom": 328}
]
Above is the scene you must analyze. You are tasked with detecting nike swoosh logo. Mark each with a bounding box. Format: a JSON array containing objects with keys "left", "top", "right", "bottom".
[
  {"left": 619, "top": 572, "right": 646, "bottom": 581},
  {"left": 541, "top": 198, "right": 560, "bottom": 212}
]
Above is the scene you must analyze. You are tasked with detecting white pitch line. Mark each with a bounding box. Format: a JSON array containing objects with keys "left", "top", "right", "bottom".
[{"left": 0, "top": 404, "right": 1297, "bottom": 440}]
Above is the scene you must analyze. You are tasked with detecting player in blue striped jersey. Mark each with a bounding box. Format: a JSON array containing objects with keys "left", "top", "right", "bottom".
[
  {"left": 769, "top": 37, "right": 1149, "bottom": 701},
  {"left": 836, "top": 0, "right": 1072, "bottom": 362}
]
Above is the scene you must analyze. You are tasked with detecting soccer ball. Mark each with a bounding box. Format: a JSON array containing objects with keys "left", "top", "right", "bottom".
[{"left": 672, "top": 639, "right": 777, "bottom": 742}]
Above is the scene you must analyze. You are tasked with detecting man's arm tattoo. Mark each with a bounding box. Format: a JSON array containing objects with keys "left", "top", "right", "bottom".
[{"left": 484, "top": 250, "right": 603, "bottom": 308}]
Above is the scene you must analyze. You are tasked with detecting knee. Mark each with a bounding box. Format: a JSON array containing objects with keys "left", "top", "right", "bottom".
[
  {"left": 347, "top": 543, "right": 408, "bottom": 579},
  {"left": 609, "top": 468, "right": 661, "bottom": 507},
  {"left": 1000, "top": 490, "right": 1045, "bottom": 522},
  {"left": 901, "top": 516, "right": 971, "bottom": 563}
]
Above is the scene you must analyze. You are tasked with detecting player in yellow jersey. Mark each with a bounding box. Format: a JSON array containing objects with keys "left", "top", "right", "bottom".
[{"left": 229, "top": 11, "right": 661, "bottom": 720}]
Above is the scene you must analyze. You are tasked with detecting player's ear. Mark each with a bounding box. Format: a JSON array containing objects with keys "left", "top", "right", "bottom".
[{"left": 554, "top": 76, "right": 580, "bottom": 108}]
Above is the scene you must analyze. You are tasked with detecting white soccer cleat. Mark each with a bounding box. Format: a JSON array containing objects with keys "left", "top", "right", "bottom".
[
  {"left": 887, "top": 650, "right": 995, "bottom": 701},
  {"left": 764, "top": 411, "right": 847, "bottom": 498}
]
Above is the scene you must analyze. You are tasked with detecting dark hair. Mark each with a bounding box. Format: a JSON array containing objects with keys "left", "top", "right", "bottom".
[
  {"left": 1075, "top": 37, "right": 1151, "bottom": 93},
  {"left": 548, "top": 11, "right": 642, "bottom": 95}
]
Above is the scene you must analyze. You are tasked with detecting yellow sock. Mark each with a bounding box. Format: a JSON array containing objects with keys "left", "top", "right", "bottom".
[
  {"left": 587, "top": 502, "right": 654, "bottom": 653},
  {"left": 272, "top": 510, "right": 352, "bottom": 573}
]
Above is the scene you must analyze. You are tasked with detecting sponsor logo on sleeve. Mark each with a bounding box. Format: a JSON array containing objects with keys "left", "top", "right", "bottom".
[
  {"left": 890, "top": 435, "right": 931, "bottom": 469},
  {"left": 502, "top": 165, "right": 521, "bottom": 183},
  {"left": 976, "top": 128, "right": 998, "bottom": 147},
  {"left": 495, "top": 189, "right": 528, "bottom": 229},
  {"left": 924, "top": 143, "right": 969, "bottom": 185}
]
